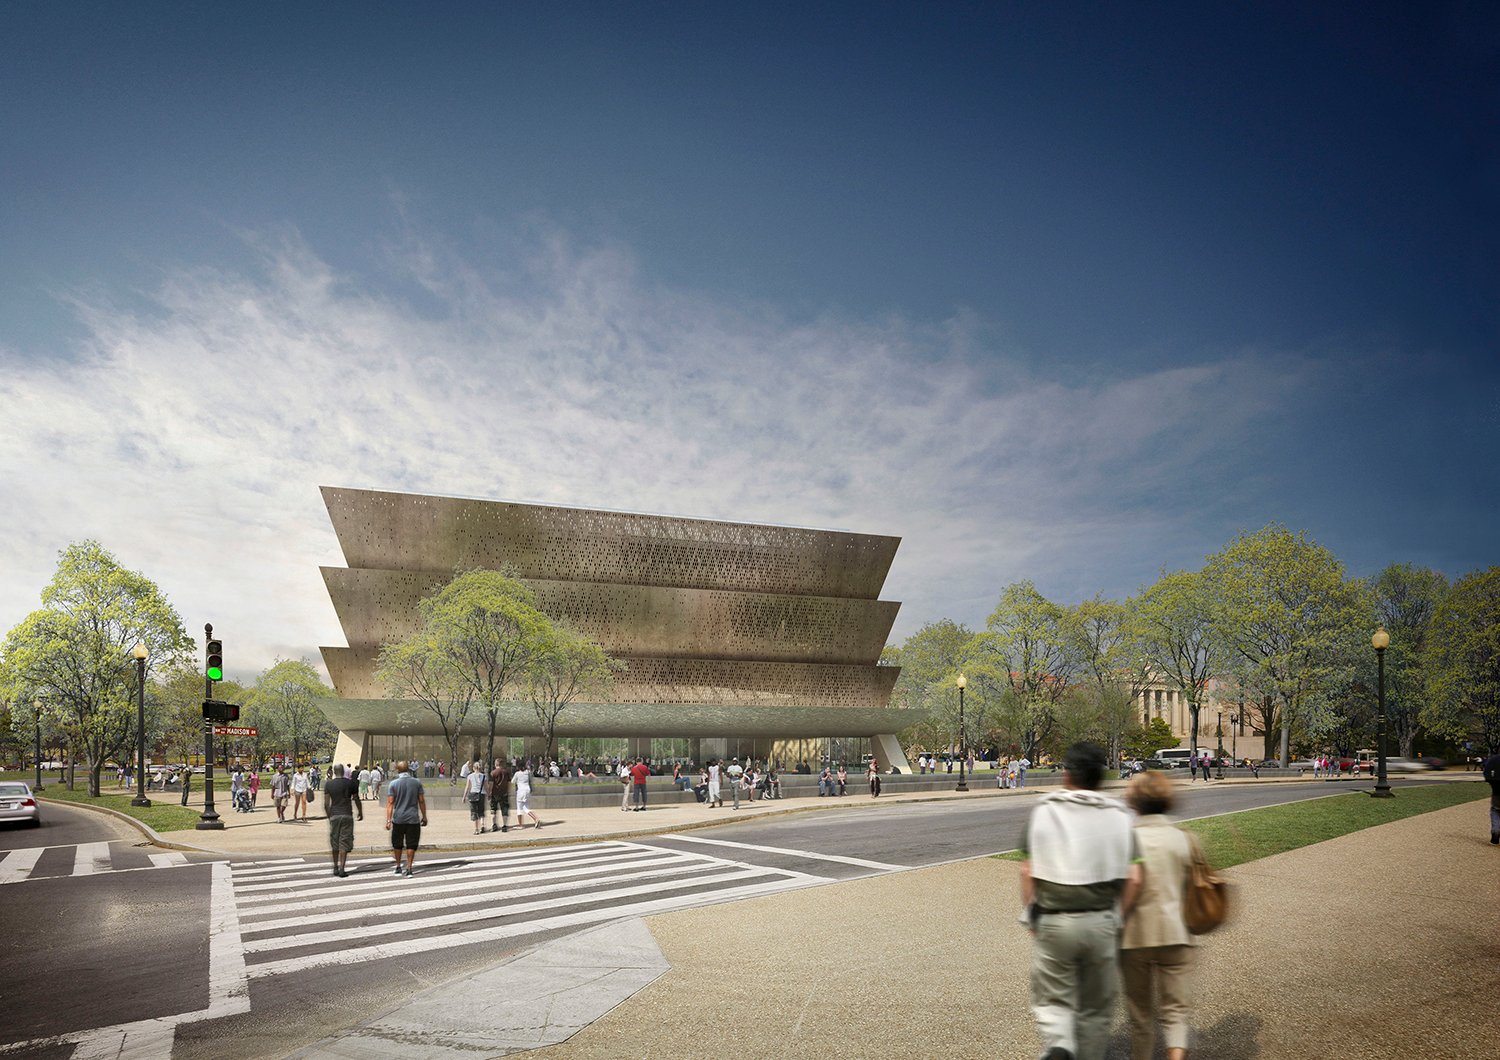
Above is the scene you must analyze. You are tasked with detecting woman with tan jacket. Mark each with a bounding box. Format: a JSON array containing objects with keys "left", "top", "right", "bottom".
[{"left": 1121, "top": 771, "right": 1196, "bottom": 1060}]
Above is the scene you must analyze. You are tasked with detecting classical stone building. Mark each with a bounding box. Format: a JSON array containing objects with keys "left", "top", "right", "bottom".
[{"left": 318, "top": 486, "right": 914, "bottom": 770}]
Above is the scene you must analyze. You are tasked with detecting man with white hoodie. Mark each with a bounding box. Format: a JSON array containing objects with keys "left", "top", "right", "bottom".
[{"left": 1018, "top": 742, "right": 1141, "bottom": 1060}]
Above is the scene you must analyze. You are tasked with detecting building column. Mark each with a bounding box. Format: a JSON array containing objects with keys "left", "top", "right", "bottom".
[
  {"left": 870, "top": 733, "right": 911, "bottom": 774},
  {"left": 334, "top": 730, "right": 366, "bottom": 770}
]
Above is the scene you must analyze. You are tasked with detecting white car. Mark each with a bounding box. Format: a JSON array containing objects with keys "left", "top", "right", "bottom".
[{"left": 0, "top": 781, "right": 41, "bottom": 827}]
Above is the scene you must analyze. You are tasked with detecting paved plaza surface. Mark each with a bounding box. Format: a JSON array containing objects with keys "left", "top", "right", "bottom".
[{"left": 4, "top": 774, "right": 1492, "bottom": 1058}]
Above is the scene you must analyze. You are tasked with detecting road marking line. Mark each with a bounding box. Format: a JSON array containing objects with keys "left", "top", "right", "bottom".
[
  {"left": 148, "top": 852, "right": 188, "bottom": 868},
  {"left": 0, "top": 847, "right": 44, "bottom": 884},
  {"left": 72, "top": 842, "right": 111, "bottom": 876},
  {"left": 206, "top": 859, "right": 250, "bottom": 1019},
  {"left": 233, "top": 846, "right": 668, "bottom": 899},
  {"left": 241, "top": 859, "right": 747, "bottom": 934},
  {"left": 242, "top": 865, "right": 781, "bottom": 954},
  {"left": 246, "top": 874, "right": 813, "bottom": 979},
  {"left": 230, "top": 840, "right": 642, "bottom": 881},
  {"left": 658, "top": 833, "right": 904, "bottom": 872}
]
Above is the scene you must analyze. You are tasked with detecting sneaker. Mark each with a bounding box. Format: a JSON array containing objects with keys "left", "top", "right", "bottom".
[
  {"left": 403, "top": 868, "right": 413, "bottom": 877},
  {"left": 1043, "top": 1049, "right": 1075, "bottom": 1060},
  {"left": 1492, "top": 833, "right": 1498, "bottom": 845},
  {"left": 500, "top": 825, "right": 508, "bottom": 833},
  {"left": 393, "top": 864, "right": 404, "bottom": 875}
]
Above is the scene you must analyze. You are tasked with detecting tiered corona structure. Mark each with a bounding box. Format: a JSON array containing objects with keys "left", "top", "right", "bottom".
[{"left": 318, "top": 486, "right": 912, "bottom": 769}]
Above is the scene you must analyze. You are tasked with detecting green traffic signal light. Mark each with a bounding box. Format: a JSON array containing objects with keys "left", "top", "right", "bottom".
[{"left": 206, "top": 639, "right": 223, "bottom": 682}]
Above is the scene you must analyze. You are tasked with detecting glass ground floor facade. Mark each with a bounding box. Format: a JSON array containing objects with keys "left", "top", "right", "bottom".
[{"left": 356, "top": 733, "right": 875, "bottom": 774}]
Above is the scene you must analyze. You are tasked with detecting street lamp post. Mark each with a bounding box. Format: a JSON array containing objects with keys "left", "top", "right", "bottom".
[
  {"left": 1215, "top": 711, "right": 1226, "bottom": 779},
  {"left": 955, "top": 673, "right": 969, "bottom": 792},
  {"left": 130, "top": 642, "right": 151, "bottom": 807},
  {"left": 1372, "top": 627, "right": 1394, "bottom": 798}
]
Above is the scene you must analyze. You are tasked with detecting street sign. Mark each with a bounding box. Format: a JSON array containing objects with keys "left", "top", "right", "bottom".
[{"left": 212, "top": 725, "right": 257, "bottom": 737}]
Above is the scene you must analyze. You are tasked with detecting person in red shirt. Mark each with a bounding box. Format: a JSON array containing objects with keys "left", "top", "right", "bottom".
[{"left": 630, "top": 758, "right": 651, "bottom": 812}]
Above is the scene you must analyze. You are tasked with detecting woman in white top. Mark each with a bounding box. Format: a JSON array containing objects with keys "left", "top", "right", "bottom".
[
  {"left": 514, "top": 762, "right": 541, "bottom": 829},
  {"left": 291, "top": 767, "right": 310, "bottom": 821},
  {"left": 1121, "top": 771, "right": 1197, "bottom": 1060}
]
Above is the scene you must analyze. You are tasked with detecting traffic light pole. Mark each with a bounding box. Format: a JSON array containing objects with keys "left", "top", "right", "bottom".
[{"left": 197, "top": 623, "right": 223, "bottom": 830}]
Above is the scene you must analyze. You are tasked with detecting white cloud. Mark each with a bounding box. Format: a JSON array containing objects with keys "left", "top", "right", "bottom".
[{"left": 0, "top": 225, "right": 1310, "bottom": 677}]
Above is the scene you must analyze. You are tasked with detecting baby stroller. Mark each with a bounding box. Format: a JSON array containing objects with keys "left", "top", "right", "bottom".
[{"left": 233, "top": 787, "right": 253, "bottom": 813}]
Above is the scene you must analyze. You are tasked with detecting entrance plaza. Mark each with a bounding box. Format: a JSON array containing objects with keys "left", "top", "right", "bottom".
[{"left": 317, "top": 487, "right": 918, "bottom": 772}]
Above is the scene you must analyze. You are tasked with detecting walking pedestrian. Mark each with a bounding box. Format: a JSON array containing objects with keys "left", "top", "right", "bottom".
[
  {"left": 707, "top": 759, "right": 722, "bottom": 807},
  {"left": 1483, "top": 750, "right": 1500, "bottom": 845},
  {"left": 1198, "top": 754, "right": 1212, "bottom": 783},
  {"left": 248, "top": 769, "right": 260, "bottom": 808},
  {"left": 618, "top": 759, "right": 633, "bottom": 811},
  {"left": 271, "top": 765, "right": 291, "bottom": 823},
  {"left": 1018, "top": 741, "right": 1141, "bottom": 1060},
  {"left": 868, "top": 758, "right": 882, "bottom": 797},
  {"left": 488, "top": 757, "right": 512, "bottom": 833},
  {"left": 630, "top": 757, "right": 650, "bottom": 811},
  {"left": 1017, "top": 755, "right": 1031, "bottom": 788},
  {"left": 465, "top": 760, "right": 487, "bottom": 834},
  {"left": 368, "top": 764, "right": 383, "bottom": 800},
  {"left": 323, "top": 764, "right": 363, "bottom": 878},
  {"left": 515, "top": 760, "right": 542, "bottom": 829},
  {"left": 1120, "top": 771, "right": 1196, "bottom": 1060},
  {"left": 726, "top": 757, "right": 744, "bottom": 810},
  {"left": 179, "top": 763, "right": 192, "bottom": 806},
  {"left": 384, "top": 760, "right": 428, "bottom": 877},
  {"left": 291, "top": 764, "right": 311, "bottom": 821}
]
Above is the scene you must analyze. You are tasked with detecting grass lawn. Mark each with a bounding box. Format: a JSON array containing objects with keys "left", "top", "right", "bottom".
[
  {"left": 10, "top": 772, "right": 205, "bottom": 832},
  {"left": 997, "top": 782, "right": 1488, "bottom": 867}
]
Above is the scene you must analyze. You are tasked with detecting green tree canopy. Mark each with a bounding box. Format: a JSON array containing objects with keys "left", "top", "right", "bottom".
[
  {"left": 247, "top": 658, "right": 334, "bottom": 767},
  {"left": 1135, "top": 569, "right": 1223, "bottom": 760},
  {"left": 1424, "top": 567, "right": 1500, "bottom": 755},
  {"left": 1370, "top": 563, "right": 1449, "bottom": 756},
  {"left": 0, "top": 541, "right": 190, "bottom": 795},
  {"left": 526, "top": 622, "right": 617, "bottom": 763}
]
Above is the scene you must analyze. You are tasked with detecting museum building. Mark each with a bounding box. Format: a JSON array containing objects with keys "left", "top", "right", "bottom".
[{"left": 318, "top": 486, "right": 915, "bottom": 771}]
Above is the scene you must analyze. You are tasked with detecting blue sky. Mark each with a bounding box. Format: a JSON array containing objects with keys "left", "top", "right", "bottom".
[{"left": 2, "top": 2, "right": 1495, "bottom": 677}]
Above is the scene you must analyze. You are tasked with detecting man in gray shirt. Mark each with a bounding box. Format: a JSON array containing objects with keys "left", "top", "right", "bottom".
[{"left": 384, "top": 760, "right": 428, "bottom": 878}]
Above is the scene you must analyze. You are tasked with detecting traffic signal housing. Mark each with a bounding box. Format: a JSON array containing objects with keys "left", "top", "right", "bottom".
[
  {"left": 206, "top": 639, "right": 223, "bottom": 682},
  {"left": 202, "top": 699, "right": 240, "bottom": 722}
]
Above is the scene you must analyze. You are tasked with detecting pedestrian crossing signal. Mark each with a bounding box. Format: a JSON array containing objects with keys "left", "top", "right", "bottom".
[
  {"left": 202, "top": 699, "right": 240, "bottom": 722},
  {"left": 206, "top": 639, "right": 223, "bottom": 682}
]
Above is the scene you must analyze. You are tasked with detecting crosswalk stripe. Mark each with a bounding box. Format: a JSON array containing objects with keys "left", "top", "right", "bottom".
[
  {"left": 659, "top": 832, "right": 905, "bottom": 872},
  {"left": 242, "top": 863, "right": 777, "bottom": 953},
  {"left": 72, "top": 842, "right": 112, "bottom": 876},
  {"left": 241, "top": 857, "right": 736, "bottom": 934},
  {"left": 232, "top": 846, "right": 660, "bottom": 899},
  {"left": 245, "top": 874, "right": 811, "bottom": 979},
  {"left": 0, "top": 847, "right": 44, "bottom": 884},
  {"left": 229, "top": 841, "right": 643, "bottom": 883},
  {"left": 149, "top": 852, "right": 189, "bottom": 868}
]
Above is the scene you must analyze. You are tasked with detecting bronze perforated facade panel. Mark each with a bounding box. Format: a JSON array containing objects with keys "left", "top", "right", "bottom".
[{"left": 318, "top": 486, "right": 906, "bottom": 740}]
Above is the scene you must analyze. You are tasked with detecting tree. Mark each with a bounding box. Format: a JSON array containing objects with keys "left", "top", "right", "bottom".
[
  {"left": 886, "top": 620, "right": 980, "bottom": 757},
  {"left": 1370, "top": 563, "right": 1450, "bottom": 756},
  {"left": 1424, "top": 568, "right": 1500, "bottom": 755},
  {"left": 1070, "top": 596, "right": 1152, "bottom": 764},
  {"left": 0, "top": 542, "right": 190, "bottom": 796},
  {"left": 1134, "top": 570, "right": 1222, "bottom": 763},
  {"left": 970, "top": 582, "right": 1080, "bottom": 759},
  {"left": 527, "top": 623, "right": 617, "bottom": 763},
  {"left": 1124, "top": 718, "right": 1178, "bottom": 760},
  {"left": 376, "top": 633, "right": 474, "bottom": 781},
  {"left": 421, "top": 570, "right": 554, "bottom": 772},
  {"left": 247, "top": 659, "right": 333, "bottom": 768},
  {"left": 1203, "top": 526, "right": 1366, "bottom": 764}
]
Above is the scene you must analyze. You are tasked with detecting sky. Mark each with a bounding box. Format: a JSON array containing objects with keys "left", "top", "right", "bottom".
[{"left": 2, "top": 2, "right": 1496, "bottom": 682}]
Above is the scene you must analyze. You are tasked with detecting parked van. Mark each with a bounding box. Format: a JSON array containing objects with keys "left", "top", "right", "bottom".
[{"left": 1153, "top": 748, "right": 1193, "bottom": 769}]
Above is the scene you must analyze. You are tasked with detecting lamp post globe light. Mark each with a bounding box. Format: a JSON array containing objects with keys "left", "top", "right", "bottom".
[
  {"left": 130, "top": 642, "right": 151, "bottom": 807},
  {"left": 1371, "top": 627, "right": 1394, "bottom": 799},
  {"left": 955, "top": 673, "right": 969, "bottom": 793}
]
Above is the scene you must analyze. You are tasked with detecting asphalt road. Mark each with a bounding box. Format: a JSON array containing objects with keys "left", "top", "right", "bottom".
[{"left": 0, "top": 777, "right": 1441, "bottom": 1058}]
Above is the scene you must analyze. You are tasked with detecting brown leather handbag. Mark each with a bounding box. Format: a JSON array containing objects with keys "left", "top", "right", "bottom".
[{"left": 1182, "top": 832, "right": 1231, "bottom": 934}]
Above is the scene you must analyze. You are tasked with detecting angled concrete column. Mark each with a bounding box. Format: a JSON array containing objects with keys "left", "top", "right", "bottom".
[
  {"left": 334, "top": 730, "right": 366, "bottom": 769},
  {"left": 870, "top": 733, "right": 911, "bottom": 774}
]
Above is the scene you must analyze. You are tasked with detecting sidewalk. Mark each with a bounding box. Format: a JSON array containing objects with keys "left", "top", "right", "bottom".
[
  {"left": 520, "top": 795, "right": 1498, "bottom": 1060},
  {"left": 143, "top": 770, "right": 1434, "bottom": 857}
]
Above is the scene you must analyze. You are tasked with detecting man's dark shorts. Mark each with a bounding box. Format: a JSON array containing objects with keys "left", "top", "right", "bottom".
[
  {"left": 391, "top": 822, "right": 421, "bottom": 851},
  {"left": 490, "top": 792, "right": 510, "bottom": 815},
  {"left": 328, "top": 814, "right": 355, "bottom": 853}
]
